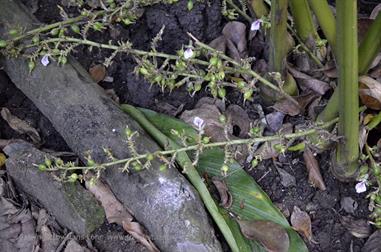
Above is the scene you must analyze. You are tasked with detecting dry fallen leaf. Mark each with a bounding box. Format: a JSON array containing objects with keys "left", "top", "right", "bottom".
[
  {"left": 303, "top": 146, "right": 326, "bottom": 190},
  {"left": 89, "top": 64, "right": 106, "bottom": 83},
  {"left": 237, "top": 219, "right": 289, "bottom": 252},
  {"left": 290, "top": 206, "right": 313, "bottom": 241},
  {"left": 340, "top": 215, "right": 371, "bottom": 238},
  {"left": 288, "top": 66, "right": 331, "bottom": 95},
  {"left": 225, "top": 104, "right": 250, "bottom": 137},
  {"left": 211, "top": 177, "right": 233, "bottom": 208},
  {"left": 359, "top": 75, "right": 381, "bottom": 110},
  {"left": 1, "top": 108, "right": 41, "bottom": 144},
  {"left": 222, "top": 21, "right": 247, "bottom": 59},
  {"left": 85, "top": 177, "right": 159, "bottom": 252}
]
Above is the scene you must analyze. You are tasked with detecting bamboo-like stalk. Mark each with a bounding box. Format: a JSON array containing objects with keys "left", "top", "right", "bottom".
[
  {"left": 317, "top": 12, "right": 381, "bottom": 124},
  {"left": 269, "top": 0, "right": 288, "bottom": 75},
  {"left": 308, "top": 0, "right": 336, "bottom": 50},
  {"left": 289, "top": 0, "right": 319, "bottom": 44},
  {"left": 359, "top": 13, "right": 381, "bottom": 74},
  {"left": 333, "top": 0, "right": 359, "bottom": 180},
  {"left": 250, "top": 0, "right": 269, "bottom": 18}
]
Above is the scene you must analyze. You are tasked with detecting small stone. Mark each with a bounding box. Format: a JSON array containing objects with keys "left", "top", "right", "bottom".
[
  {"left": 277, "top": 168, "right": 296, "bottom": 188},
  {"left": 340, "top": 197, "right": 358, "bottom": 214}
]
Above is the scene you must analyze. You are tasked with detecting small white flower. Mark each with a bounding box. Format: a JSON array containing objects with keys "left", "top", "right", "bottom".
[
  {"left": 355, "top": 180, "right": 367, "bottom": 193},
  {"left": 250, "top": 19, "right": 262, "bottom": 31},
  {"left": 184, "top": 48, "right": 193, "bottom": 60},
  {"left": 41, "top": 55, "right": 50, "bottom": 66},
  {"left": 193, "top": 116, "right": 205, "bottom": 130},
  {"left": 112, "top": 128, "right": 116, "bottom": 133}
]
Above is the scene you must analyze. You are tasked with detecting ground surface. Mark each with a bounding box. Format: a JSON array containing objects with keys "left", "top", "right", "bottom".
[{"left": 1, "top": 0, "right": 380, "bottom": 251}]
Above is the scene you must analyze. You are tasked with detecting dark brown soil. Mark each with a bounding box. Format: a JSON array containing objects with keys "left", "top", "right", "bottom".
[{"left": 2, "top": 0, "right": 380, "bottom": 251}]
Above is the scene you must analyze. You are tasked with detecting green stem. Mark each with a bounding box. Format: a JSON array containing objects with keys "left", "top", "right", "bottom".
[
  {"left": 269, "top": 0, "right": 288, "bottom": 74},
  {"left": 289, "top": 0, "right": 319, "bottom": 44},
  {"left": 48, "top": 110, "right": 339, "bottom": 172},
  {"left": 308, "top": 0, "right": 336, "bottom": 51},
  {"left": 334, "top": 0, "right": 359, "bottom": 180},
  {"left": 122, "top": 104, "right": 243, "bottom": 252},
  {"left": 226, "top": 0, "right": 252, "bottom": 21},
  {"left": 250, "top": 0, "right": 269, "bottom": 18},
  {"left": 359, "top": 13, "right": 381, "bottom": 74},
  {"left": 317, "top": 13, "right": 381, "bottom": 124}
]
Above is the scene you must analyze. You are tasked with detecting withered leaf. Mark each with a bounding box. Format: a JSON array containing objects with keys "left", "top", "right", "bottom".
[
  {"left": 288, "top": 66, "right": 331, "bottom": 95},
  {"left": 266, "top": 111, "right": 285, "bottom": 132},
  {"left": 211, "top": 177, "right": 233, "bottom": 208},
  {"left": 209, "top": 35, "right": 227, "bottom": 53},
  {"left": 340, "top": 215, "right": 371, "bottom": 238},
  {"left": 359, "top": 75, "right": 381, "bottom": 110},
  {"left": 303, "top": 146, "right": 326, "bottom": 190},
  {"left": 1, "top": 108, "right": 41, "bottom": 144},
  {"left": 290, "top": 206, "right": 313, "bottom": 241},
  {"left": 89, "top": 64, "right": 106, "bottom": 83},
  {"left": 273, "top": 98, "right": 301, "bottom": 116},
  {"left": 222, "top": 21, "right": 247, "bottom": 55},
  {"left": 85, "top": 178, "right": 159, "bottom": 252},
  {"left": 370, "top": 4, "right": 381, "bottom": 19},
  {"left": 237, "top": 219, "right": 289, "bottom": 252}
]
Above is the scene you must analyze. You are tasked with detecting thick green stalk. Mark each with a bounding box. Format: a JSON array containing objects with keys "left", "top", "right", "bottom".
[
  {"left": 317, "top": 12, "right": 381, "bottom": 123},
  {"left": 250, "top": 0, "right": 269, "bottom": 18},
  {"left": 289, "top": 0, "right": 319, "bottom": 44},
  {"left": 308, "top": 0, "right": 336, "bottom": 50},
  {"left": 359, "top": 13, "right": 381, "bottom": 74},
  {"left": 269, "top": 0, "right": 288, "bottom": 75},
  {"left": 333, "top": 0, "right": 359, "bottom": 180}
]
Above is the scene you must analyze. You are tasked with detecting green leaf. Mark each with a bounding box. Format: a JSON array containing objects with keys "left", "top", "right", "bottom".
[{"left": 121, "top": 105, "right": 307, "bottom": 252}]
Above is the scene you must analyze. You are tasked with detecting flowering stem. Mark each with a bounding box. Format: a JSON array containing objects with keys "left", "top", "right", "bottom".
[{"left": 46, "top": 105, "right": 339, "bottom": 173}]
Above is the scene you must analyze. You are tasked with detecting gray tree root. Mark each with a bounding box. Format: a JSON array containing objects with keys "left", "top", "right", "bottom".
[{"left": 0, "top": 1, "right": 222, "bottom": 251}]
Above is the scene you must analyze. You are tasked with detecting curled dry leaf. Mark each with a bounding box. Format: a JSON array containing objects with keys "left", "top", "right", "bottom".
[
  {"left": 1, "top": 108, "right": 41, "bottom": 144},
  {"left": 211, "top": 177, "right": 233, "bottom": 208},
  {"left": 209, "top": 35, "right": 227, "bottom": 53},
  {"left": 265, "top": 111, "right": 285, "bottom": 132},
  {"left": 359, "top": 75, "right": 381, "bottom": 110},
  {"left": 85, "top": 177, "right": 159, "bottom": 252},
  {"left": 290, "top": 206, "right": 313, "bottom": 242},
  {"left": 237, "top": 219, "right": 289, "bottom": 252},
  {"left": 370, "top": 3, "right": 381, "bottom": 19},
  {"left": 288, "top": 67, "right": 331, "bottom": 95},
  {"left": 340, "top": 215, "right": 371, "bottom": 238},
  {"left": 89, "top": 64, "right": 106, "bottom": 83},
  {"left": 303, "top": 146, "right": 326, "bottom": 190},
  {"left": 222, "top": 21, "right": 247, "bottom": 59}
]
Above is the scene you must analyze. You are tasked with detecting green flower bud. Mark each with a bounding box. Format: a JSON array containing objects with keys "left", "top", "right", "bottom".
[
  {"left": 209, "top": 56, "right": 219, "bottom": 66},
  {"left": 202, "top": 136, "right": 210, "bottom": 144},
  {"left": 251, "top": 158, "right": 259, "bottom": 168},
  {"left": 0, "top": 40, "right": 7, "bottom": 48},
  {"left": 87, "top": 159, "right": 95, "bottom": 166},
  {"left": 237, "top": 81, "right": 245, "bottom": 89},
  {"left": 68, "top": 173, "right": 78, "bottom": 182},
  {"left": 50, "top": 28, "right": 59, "bottom": 36},
  {"left": 194, "top": 83, "right": 202, "bottom": 92},
  {"left": 139, "top": 67, "right": 149, "bottom": 76},
  {"left": 59, "top": 55, "right": 67, "bottom": 65},
  {"left": 32, "top": 35, "right": 39, "bottom": 44},
  {"left": 187, "top": 0, "right": 193, "bottom": 11},
  {"left": 146, "top": 153, "right": 154, "bottom": 161},
  {"left": 221, "top": 164, "right": 229, "bottom": 175},
  {"left": 219, "top": 114, "right": 226, "bottom": 124},
  {"left": 70, "top": 24, "right": 81, "bottom": 34},
  {"left": 8, "top": 29, "right": 18, "bottom": 36},
  {"left": 38, "top": 164, "right": 46, "bottom": 171},
  {"left": 125, "top": 127, "right": 133, "bottom": 137},
  {"left": 28, "top": 60, "right": 35, "bottom": 73},
  {"left": 218, "top": 87, "right": 226, "bottom": 98},
  {"left": 243, "top": 89, "right": 253, "bottom": 101},
  {"left": 159, "top": 164, "right": 167, "bottom": 171},
  {"left": 45, "top": 158, "right": 52, "bottom": 167}
]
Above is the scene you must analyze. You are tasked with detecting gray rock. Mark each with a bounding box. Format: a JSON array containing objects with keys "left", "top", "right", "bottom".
[{"left": 6, "top": 143, "right": 105, "bottom": 235}]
